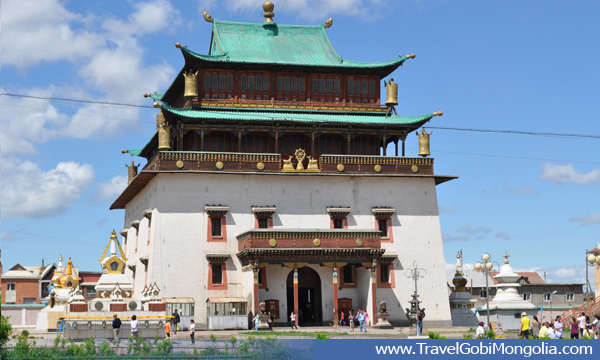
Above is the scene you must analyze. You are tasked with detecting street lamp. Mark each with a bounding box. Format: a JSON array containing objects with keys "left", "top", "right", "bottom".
[
  {"left": 551, "top": 290, "right": 558, "bottom": 321},
  {"left": 585, "top": 243, "right": 600, "bottom": 307},
  {"left": 405, "top": 261, "right": 426, "bottom": 336},
  {"left": 474, "top": 253, "right": 495, "bottom": 332}
]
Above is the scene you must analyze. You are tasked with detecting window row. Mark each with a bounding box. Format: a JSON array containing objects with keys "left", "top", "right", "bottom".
[
  {"left": 182, "top": 131, "right": 384, "bottom": 156},
  {"left": 199, "top": 70, "right": 379, "bottom": 104}
]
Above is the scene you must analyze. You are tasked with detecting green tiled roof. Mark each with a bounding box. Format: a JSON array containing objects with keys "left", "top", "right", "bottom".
[
  {"left": 149, "top": 93, "right": 164, "bottom": 101},
  {"left": 181, "top": 20, "right": 408, "bottom": 69},
  {"left": 161, "top": 105, "right": 434, "bottom": 126},
  {"left": 123, "top": 149, "right": 143, "bottom": 156}
]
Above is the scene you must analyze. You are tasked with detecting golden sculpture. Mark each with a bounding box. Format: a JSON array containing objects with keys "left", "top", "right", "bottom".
[
  {"left": 280, "top": 149, "right": 321, "bottom": 172},
  {"left": 203, "top": 11, "right": 214, "bottom": 22},
  {"left": 126, "top": 161, "right": 139, "bottom": 184},
  {"left": 183, "top": 71, "right": 198, "bottom": 98},
  {"left": 263, "top": 1, "right": 275, "bottom": 23},
  {"left": 324, "top": 18, "right": 333, "bottom": 28},
  {"left": 417, "top": 128, "right": 432, "bottom": 157},
  {"left": 385, "top": 78, "right": 398, "bottom": 107},
  {"left": 158, "top": 123, "right": 171, "bottom": 151}
]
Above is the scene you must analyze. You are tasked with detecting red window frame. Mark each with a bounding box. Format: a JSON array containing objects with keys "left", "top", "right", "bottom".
[
  {"left": 255, "top": 218, "right": 273, "bottom": 229},
  {"left": 258, "top": 267, "right": 268, "bottom": 289},
  {"left": 317, "top": 134, "right": 346, "bottom": 155},
  {"left": 208, "top": 263, "right": 228, "bottom": 290},
  {"left": 309, "top": 74, "right": 342, "bottom": 104},
  {"left": 346, "top": 75, "right": 379, "bottom": 105},
  {"left": 374, "top": 217, "right": 393, "bottom": 243},
  {"left": 340, "top": 264, "right": 357, "bottom": 289},
  {"left": 274, "top": 72, "right": 307, "bottom": 102},
  {"left": 207, "top": 216, "right": 227, "bottom": 242},
  {"left": 330, "top": 218, "right": 348, "bottom": 229},
  {"left": 206, "top": 131, "right": 236, "bottom": 152},
  {"left": 377, "top": 263, "right": 395, "bottom": 289},
  {"left": 239, "top": 71, "right": 271, "bottom": 101},
  {"left": 201, "top": 69, "right": 235, "bottom": 100},
  {"left": 351, "top": 135, "right": 380, "bottom": 155},
  {"left": 240, "top": 132, "right": 274, "bottom": 153}
]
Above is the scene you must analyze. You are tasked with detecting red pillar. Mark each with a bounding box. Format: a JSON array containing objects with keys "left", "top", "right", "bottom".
[
  {"left": 294, "top": 266, "right": 299, "bottom": 326},
  {"left": 333, "top": 266, "right": 339, "bottom": 327},
  {"left": 275, "top": 132, "right": 279, "bottom": 153},
  {"left": 200, "top": 130, "right": 205, "bottom": 151},
  {"left": 371, "top": 268, "right": 378, "bottom": 325},
  {"left": 238, "top": 131, "right": 242, "bottom": 152},
  {"left": 253, "top": 268, "right": 259, "bottom": 316}
]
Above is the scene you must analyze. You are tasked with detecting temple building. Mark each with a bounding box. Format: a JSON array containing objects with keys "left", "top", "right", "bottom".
[{"left": 113, "top": 2, "right": 456, "bottom": 327}]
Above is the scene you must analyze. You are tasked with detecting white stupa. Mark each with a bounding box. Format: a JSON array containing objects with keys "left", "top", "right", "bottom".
[
  {"left": 95, "top": 230, "right": 133, "bottom": 300},
  {"left": 449, "top": 251, "right": 478, "bottom": 326}
]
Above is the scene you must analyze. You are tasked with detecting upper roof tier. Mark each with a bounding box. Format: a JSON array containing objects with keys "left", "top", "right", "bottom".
[{"left": 181, "top": 19, "right": 409, "bottom": 72}]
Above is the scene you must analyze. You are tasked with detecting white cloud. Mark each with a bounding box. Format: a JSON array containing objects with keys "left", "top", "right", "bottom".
[
  {"left": 457, "top": 224, "right": 492, "bottom": 235},
  {"left": 90, "top": 175, "right": 128, "bottom": 204},
  {"left": 570, "top": 213, "right": 600, "bottom": 226},
  {"left": 486, "top": 182, "right": 538, "bottom": 196},
  {"left": 440, "top": 205, "right": 458, "bottom": 213},
  {"left": 540, "top": 164, "right": 600, "bottom": 186},
  {"left": 1, "top": 159, "right": 95, "bottom": 219},
  {"left": 442, "top": 233, "right": 470, "bottom": 242},
  {"left": 495, "top": 232, "right": 511, "bottom": 240},
  {"left": 102, "top": 0, "right": 180, "bottom": 36}
]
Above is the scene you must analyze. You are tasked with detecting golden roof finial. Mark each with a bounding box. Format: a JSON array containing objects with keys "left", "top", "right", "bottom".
[
  {"left": 325, "top": 18, "right": 333, "bottom": 28},
  {"left": 456, "top": 251, "right": 461, "bottom": 258},
  {"left": 203, "top": 11, "right": 214, "bottom": 22},
  {"left": 503, "top": 252, "right": 510, "bottom": 264},
  {"left": 66, "top": 258, "right": 73, "bottom": 276},
  {"left": 263, "top": 1, "right": 275, "bottom": 23}
]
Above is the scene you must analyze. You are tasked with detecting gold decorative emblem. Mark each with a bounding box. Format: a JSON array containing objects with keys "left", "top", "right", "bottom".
[
  {"left": 269, "top": 238, "right": 277, "bottom": 247},
  {"left": 337, "top": 164, "right": 345, "bottom": 172},
  {"left": 280, "top": 148, "right": 321, "bottom": 172},
  {"left": 313, "top": 238, "right": 321, "bottom": 247},
  {"left": 216, "top": 161, "right": 224, "bottom": 169},
  {"left": 411, "top": 165, "right": 419, "bottom": 173},
  {"left": 417, "top": 128, "right": 433, "bottom": 157},
  {"left": 257, "top": 162, "right": 265, "bottom": 170},
  {"left": 374, "top": 164, "right": 382, "bottom": 173},
  {"left": 356, "top": 238, "right": 364, "bottom": 247},
  {"left": 176, "top": 160, "right": 184, "bottom": 169},
  {"left": 203, "top": 11, "right": 213, "bottom": 22}
]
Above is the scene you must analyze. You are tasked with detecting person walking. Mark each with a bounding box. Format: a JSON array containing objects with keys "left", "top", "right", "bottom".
[
  {"left": 172, "top": 309, "right": 180, "bottom": 335},
  {"left": 520, "top": 313, "right": 530, "bottom": 339},
  {"left": 532, "top": 316, "right": 540, "bottom": 339},
  {"left": 112, "top": 313, "right": 121, "bottom": 341},
  {"left": 594, "top": 314, "right": 600, "bottom": 339},
  {"left": 570, "top": 318, "right": 579, "bottom": 339},
  {"left": 417, "top": 310, "right": 423, "bottom": 335},
  {"left": 131, "top": 315, "right": 139, "bottom": 339},
  {"left": 49, "top": 288, "right": 56, "bottom": 308},
  {"left": 476, "top": 322, "right": 486, "bottom": 338},
  {"left": 577, "top": 312, "right": 586, "bottom": 337},
  {"left": 290, "top": 311, "right": 298, "bottom": 330},
  {"left": 339, "top": 310, "right": 345, "bottom": 326},
  {"left": 164, "top": 319, "right": 172, "bottom": 339},
  {"left": 267, "top": 312, "right": 274, "bottom": 331},
  {"left": 348, "top": 311, "right": 355, "bottom": 332},
  {"left": 553, "top": 316, "right": 564, "bottom": 339},
  {"left": 253, "top": 312, "right": 260, "bottom": 331},
  {"left": 357, "top": 309, "right": 366, "bottom": 333},
  {"left": 364, "top": 311, "right": 369, "bottom": 332},
  {"left": 189, "top": 319, "right": 196, "bottom": 345}
]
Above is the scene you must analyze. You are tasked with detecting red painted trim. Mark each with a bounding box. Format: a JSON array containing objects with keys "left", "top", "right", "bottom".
[
  {"left": 208, "top": 262, "right": 228, "bottom": 290},
  {"left": 330, "top": 218, "right": 348, "bottom": 229},
  {"left": 269, "top": 218, "right": 273, "bottom": 229},
  {"left": 377, "top": 263, "right": 395, "bottom": 289},
  {"left": 371, "top": 272, "right": 378, "bottom": 325},
  {"left": 255, "top": 217, "right": 273, "bottom": 229},
  {"left": 208, "top": 216, "right": 227, "bottom": 242},
  {"left": 258, "top": 267, "right": 267, "bottom": 289},
  {"left": 375, "top": 218, "right": 393, "bottom": 243},
  {"left": 339, "top": 265, "right": 357, "bottom": 289},
  {"left": 254, "top": 270, "right": 259, "bottom": 315}
]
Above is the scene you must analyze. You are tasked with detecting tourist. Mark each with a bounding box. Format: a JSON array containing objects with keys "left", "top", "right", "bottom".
[
  {"left": 357, "top": 309, "right": 366, "bottom": 333},
  {"left": 553, "top": 316, "right": 564, "bottom": 339},
  {"left": 348, "top": 311, "right": 355, "bottom": 332},
  {"left": 365, "top": 310, "right": 369, "bottom": 331},
  {"left": 339, "top": 310, "right": 345, "bottom": 326},
  {"left": 417, "top": 310, "right": 423, "bottom": 335},
  {"left": 49, "top": 288, "right": 56, "bottom": 308},
  {"left": 532, "top": 316, "right": 540, "bottom": 339},
  {"left": 594, "top": 315, "right": 600, "bottom": 339},
  {"left": 253, "top": 312, "right": 260, "bottom": 331},
  {"left": 577, "top": 312, "right": 586, "bottom": 337},
  {"left": 172, "top": 309, "right": 180, "bottom": 335},
  {"left": 520, "top": 313, "right": 530, "bottom": 339},
  {"left": 570, "top": 318, "right": 579, "bottom": 339},
  {"left": 112, "top": 313, "right": 121, "bottom": 341},
  {"left": 476, "top": 322, "right": 486, "bottom": 339},
  {"left": 290, "top": 311, "right": 298, "bottom": 330},
  {"left": 267, "top": 311, "right": 273, "bottom": 331},
  {"left": 131, "top": 315, "right": 139, "bottom": 339},
  {"left": 539, "top": 322, "right": 549, "bottom": 338},
  {"left": 164, "top": 319, "right": 172, "bottom": 339},
  {"left": 546, "top": 322, "right": 556, "bottom": 339},
  {"left": 189, "top": 319, "right": 195, "bottom": 344}
]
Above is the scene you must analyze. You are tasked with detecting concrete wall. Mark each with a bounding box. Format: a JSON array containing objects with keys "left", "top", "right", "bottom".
[
  {"left": 121, "top": 172, "right": 452, "bottom": 327},
  {"left": 1, "top": 305, "right": 45, "bottom": 327},
  {"left": 1, "top": 279, "right": 40, "bottom": 304}
]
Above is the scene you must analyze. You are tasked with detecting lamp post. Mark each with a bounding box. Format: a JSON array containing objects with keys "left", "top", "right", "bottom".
[
  {"left": 585, "top": 243, "right": 600, "bottom": 311},
  {"left": 474, "top": 253, "right": 495, "bottom": 331},
  {"left": 551, "top": 290, "right": 558, "bottom": 320},
  {"left": 405, "top": 261, "right": 426, "bottom": 336}
]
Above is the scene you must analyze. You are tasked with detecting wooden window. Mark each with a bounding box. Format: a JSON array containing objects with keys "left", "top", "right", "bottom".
[
  {"left": 278, "top": 133, "right": 310, "bottom": 155},
  {"left": 7, "top": 283, "right": 15, "bottom": 291},
  {"left": 333, "top": 219, "right": 344, "bottom": 229},
  {"left": 378, "top": 219, "right": 388, "bottom": 237},
  {"left": 212, "top": 218, "right": 222, "bottom": 237},
  {"left": 240, "top": 71, "right": 270, "bottom": 101},
  {"left": 207, "top": 216, "right": 227, "bottom": 242},
  {"left": 351, "top": 135, "right": 379, "bottom": 155},
  {"left": 375, "top": 217, "right": 393, "bottom": 242},
  {"left": 258, "top": 218, "right": 269, "bottom": 229},
  {"left": 240, "top": 132, "right": 273, "bottom": 153},
  {"left": 308, "top": 74, "right": 342, "bottom": 103},
  {"left": 258, "top": 268, "right": 268, "bottom": 289},
  {"left": 343, "top": 265, "right": 354, "bottom": 284},
  {"left": 274, "top": 73, "right": 306, "bottom": 102},
  {"left": 346, "top": 75, "right": 379, "bottom": 104},
  {"left": 201, "top": 69, "right": 235, "bottom": 99},
  {"left": 208, "top": 263, "right": 228, "bottom": 290},
  {"left": 380, "top": 265, "right": 389, "bottom": 283},
  {"left": 377, "top": 263, "right": 395, "bottom": 288},
  {"left": 206, "top": 131, "right": 236, "bottom": 152},
  {"left": 317, "top": 134, "right": 345, "bottom": 155}
]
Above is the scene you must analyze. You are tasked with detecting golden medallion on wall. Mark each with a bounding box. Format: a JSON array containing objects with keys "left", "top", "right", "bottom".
[
  {"left": 176, "top": 160, "right": 184, "bottom": 169},
  {"left": 257, "top": 162, "right": 265, "bottom": 171},
  {"left": 216, "top": 161, "right": 224, "bottom": 169},
  {"left": 374, "top": 164, "right": 382, "bottom": 173},
  {"left": 337, "top": 164, "right": 345, "bottom": 172},
  {"left": 411, "top": 165, "right": 419, "bottom": 173},
  {"left": 313, "top": 238, "right": 321, "bottom": 247},
  {"left": 269, "top": 238, "right": 277, "bottom": 247},
  {"left": 356, "top": 238, "right": 364, "bottom": 247}
]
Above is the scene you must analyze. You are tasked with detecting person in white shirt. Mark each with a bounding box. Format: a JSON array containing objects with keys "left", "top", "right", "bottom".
[
  {"left": 546, "top": 323, "right": 556, "bottom": 339},
  {"left": 577, "top": 312, "right": 586, "bottom": 337},
  {"left": 130, "top": 315, "right": 139, "bottom": 339},
  {"left": 553, "top": 316, "right": 564, "bottom": 339},
  {"left": 189, "top": 319, "right": 196, "bottom": 344},
  {"left": 476, "top": 322, "right": 486, "bottom": 338}
]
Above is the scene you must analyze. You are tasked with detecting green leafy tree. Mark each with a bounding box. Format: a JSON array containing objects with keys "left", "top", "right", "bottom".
[{"left": 0, "top": 315, "right": 12, "bottom": 347}]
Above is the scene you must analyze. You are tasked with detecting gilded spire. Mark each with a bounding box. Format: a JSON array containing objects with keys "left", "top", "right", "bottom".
[
  {"left": 503, "top": 252, "right": 510, "bottom": 264},
  {"left": 66, "top": 258, "right": 73, "bottom": 276},
  {"left": 263, "top": 1, "right": 274, "bottom": 23}
]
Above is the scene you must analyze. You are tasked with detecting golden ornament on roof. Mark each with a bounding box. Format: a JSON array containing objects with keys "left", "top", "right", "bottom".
[{"left": 263, "top": 1, "right": 275, "bottom": 23}]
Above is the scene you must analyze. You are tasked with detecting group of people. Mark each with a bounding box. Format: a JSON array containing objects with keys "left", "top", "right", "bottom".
[
  {"left": 521, "top": 312, "right": 600, "bottom": 339},
  {"left": 339, "top": 309, "right": 369, "bottom": 332},
  {"left": 111, "top": 309, "right": 196, "bottom": 344}
]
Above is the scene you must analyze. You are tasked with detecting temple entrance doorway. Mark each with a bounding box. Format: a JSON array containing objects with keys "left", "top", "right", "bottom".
[{"left": 286, "top": 267, "right": 323, "bottom": 326}]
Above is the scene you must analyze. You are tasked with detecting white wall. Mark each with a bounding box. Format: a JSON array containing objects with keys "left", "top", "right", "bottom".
[{"left": 121, "top": 172, "right": 452, "bottom": 326}]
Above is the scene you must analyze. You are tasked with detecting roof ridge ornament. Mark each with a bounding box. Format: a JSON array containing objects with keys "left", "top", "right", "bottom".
[
  {"left": 203, "top": 11, "right": 214, "bottom": 22},
  {"left": 263, "top": 1, "right": 275, "bottom": 23},
  {"left": 325, "top": 18, "right": 333, "bottom": 28}
]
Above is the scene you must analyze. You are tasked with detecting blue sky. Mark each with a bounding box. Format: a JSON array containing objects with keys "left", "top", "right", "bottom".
[{"left": 1, "top": 0, "right": 598, "bottom": 286}]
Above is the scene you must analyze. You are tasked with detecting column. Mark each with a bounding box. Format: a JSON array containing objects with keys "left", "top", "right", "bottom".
[
  {"left": 238, "top": 130, "right": 242, "bottom": 152},
  {"left": 200, "top": 129, "right": 205, "bottom": 151},
  {"left": 293, "top": 265, "right": 299, "bottom": 327},
  {"left": 382, "top": 134, "right": 387, "bottom": 156},
  {"left": 400, "top": 131, "right": 407, "bottom": 157},
  {"left": 395, "top": 139, "right": 399, "bottom": 157},
  {"left": 311, "top": 132, "right": 315, "bottom": 155},
  {"left": 333, "top": 266, "right": 339, "bottom": 327},
  {"left": 275, "top": 131, "right": 279, "bottom": 153},
  {"left": 371, "top": 266, "right": 378, "bottom": 325},
  {"left": 253, "top": 267, "right": 259, "bottom": 316},
  {"left": 178, "top": 129, "right": 183, "bottom": 151},
  {"left": 347, "top": 133, "right": 351, "bottom": 154}
]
